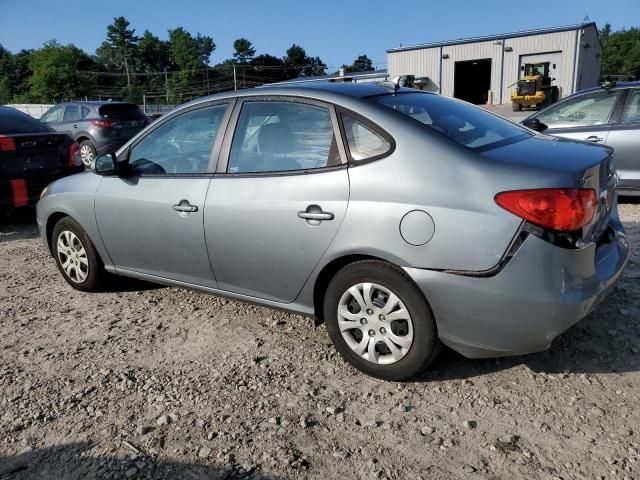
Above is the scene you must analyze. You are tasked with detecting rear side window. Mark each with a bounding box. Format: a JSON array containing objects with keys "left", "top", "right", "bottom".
[
  {"left": 0, "top": 107, "right": 51, "bottom": 134},
  {"left": 63, "top": 105, "right": 81, "bottom": 122},
  {"left": 341, "top": 114, "right": 391, "bottom": 161},
  {"left": 375, "top": 92, "right": 530, "bottom": 151},
  {"left": 228, "top": 101, "right": 340, "bottom": 173},
  {"left": 99, "top": 104, "right": 146, "bottom": 120}
]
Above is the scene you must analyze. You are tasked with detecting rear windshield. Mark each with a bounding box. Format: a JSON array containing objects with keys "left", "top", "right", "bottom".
[
  {"left": 374, "top": 93, "right": 531, "bottom": 151},
  {"left": 98, "top": 104, "right": 146, "bottom": 120},
  {"left": 0, "top": 107, "right": 51, "bottom": 134}
]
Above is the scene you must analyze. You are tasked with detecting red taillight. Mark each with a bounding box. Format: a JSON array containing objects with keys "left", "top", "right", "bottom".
[
  {"left": 90, "top": 119, "right": 112, "bottom": 128},
  {"left": 495, "top": 188, "right": 597, "bottom": 232},
  {"left": 68, "top": 142, "right": 82, "bottom": 167},
  {"left": 0, "top": 135, "right": 16, "bottom": 151}
]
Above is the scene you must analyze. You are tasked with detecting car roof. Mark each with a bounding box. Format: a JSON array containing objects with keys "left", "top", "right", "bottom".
[
  {"left": 576, "top": 80, "right": 640, "bottom": 95},
  {"left": 181, "top": 82, "right": 421, "bottom": 109},
  {"left": 55, "top": 101, "right": 139, "bottom": 107}
]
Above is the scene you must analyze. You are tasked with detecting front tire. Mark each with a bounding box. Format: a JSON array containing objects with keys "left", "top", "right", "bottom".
[
  {"left": 512, "top": 102, "right": 522, "bottom": 112},
  {"left": 324, "top": 260, "right": 440, "bottom": 381},
  {"left": 52, "top": 217, "right": 106, "bottom": 291}
]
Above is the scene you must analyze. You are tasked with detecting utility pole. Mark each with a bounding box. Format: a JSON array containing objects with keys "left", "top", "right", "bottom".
[
  {"left": 164, "top": 68, "right": 169, "bottom": 103},
  {"left": 233, "top": 64, "right": 238, "bottom": 91}
]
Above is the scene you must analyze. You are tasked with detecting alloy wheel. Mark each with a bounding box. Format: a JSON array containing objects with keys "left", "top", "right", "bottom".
[
  {"left": 80, "top": 144, "right": 94, "bottom": 166},
  {"left": 337, "top": 282, "right": 414, "bottom": 365},
  {"left": 56, "top": 230, "right": 89, "bottom": 283}
]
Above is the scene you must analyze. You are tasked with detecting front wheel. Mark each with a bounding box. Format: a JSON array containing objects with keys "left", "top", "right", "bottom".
[
  {"left": 52, "top": 217, "right": 106, "bottom": 291},
  {"left": 512, "top": 102, "right": 522, "bottom": 112},
  {"left": 324, "top": 260, "right": 440, "bottom": 381}
]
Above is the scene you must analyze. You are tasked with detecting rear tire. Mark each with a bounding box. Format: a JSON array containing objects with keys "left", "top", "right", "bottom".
[
  {"left": 52, "top": 216, "right": 106, "bottom": 292},
  {"left": 512, "top": 102, "right": 522, "bottom": 112},
  {"left": 323, "top": 260, "right": 440, "bottom": 381},
  {"left": 79, "top": 140, "right": 96, "bottom": 167}
]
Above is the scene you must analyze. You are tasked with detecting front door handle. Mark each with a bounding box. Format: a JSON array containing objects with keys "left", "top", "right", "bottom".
[
  {"left": 73, "top": 124, "right": 79, "bottom": 128},
  {"left": 173, "top": 200, "right": 198, "bottom": 213},
  {"left": 298, "top": 205, "right": 334, "bottom": 225},
  {"left": 585, "top": 136, "right": 603, "bottom": 143}
]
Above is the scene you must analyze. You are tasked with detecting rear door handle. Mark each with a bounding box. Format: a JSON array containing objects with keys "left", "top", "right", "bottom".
[
  {"left": 298, "top": 211, "right": 334, "bottom": 221},
  {"left": 585, "top": 136, "right": 603, "bottom": 143},
  {"left": 173, "top": 200, "right": 198, "bottom": 213},
  {"left": 73, "top": 124, "right": 79, "bottom": 128},
  {"left": 298, "top": 205, "right": 334, "bottom": 224}
]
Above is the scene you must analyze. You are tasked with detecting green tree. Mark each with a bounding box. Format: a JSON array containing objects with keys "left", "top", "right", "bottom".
[
  {"left": 284, "top": 44, "right": 326, "bottom": 77},
  {"left": 96, "top": 17, "right": 138, "bottom": 94},
  {"left": 28, "top": 41, "right": 96, "bottom": 102},
  {"left": 343, "top": 54, "right": 374, "bottom": 73},
  {"left": 233, "top": 38, "right": 256, "bottom": 64},
  {"left": 600, "top": 23, "right": 640, "bottom": 79},
  {"left": 0, "top": 44, "right": 13, "bottom": 103},
  {"left": 167, "top": 28, "right": 215, "bottom": 102}
]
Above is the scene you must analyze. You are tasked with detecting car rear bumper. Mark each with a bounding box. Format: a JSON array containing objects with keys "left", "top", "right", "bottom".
[
  {"left": 95, "top": 140, "right": 128, "bottom": 156},
  {"left": 404, "top": 214, "right": 629, "bottom": 359}
]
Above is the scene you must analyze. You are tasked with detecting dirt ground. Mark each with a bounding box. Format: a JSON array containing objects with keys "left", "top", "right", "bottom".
[{"left": 1, "top": 202, "right": 639, "bottom": 480}]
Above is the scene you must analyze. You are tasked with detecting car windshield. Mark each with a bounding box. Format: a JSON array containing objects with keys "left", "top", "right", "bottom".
[{"left": 374, "top": 92, "right": 531, "bottom": 151}]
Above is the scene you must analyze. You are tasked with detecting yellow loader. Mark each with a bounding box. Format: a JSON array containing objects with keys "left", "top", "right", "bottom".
[{"left": 511, "top": 62, "right": 560, "bottom": 111}]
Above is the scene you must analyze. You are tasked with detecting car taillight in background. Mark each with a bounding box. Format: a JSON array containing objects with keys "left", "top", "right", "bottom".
[
  {"left": 0, "top": 135, "right": 17, "bottom": 151},
  {"left": 495, "top": 188, "right": 597, "bottom": 232},
  {"left": 68, "top": 142, "right": 83, "bottom": 167},
  {"left": 90, "top": 119, "right": 112, "bottom": 128}
]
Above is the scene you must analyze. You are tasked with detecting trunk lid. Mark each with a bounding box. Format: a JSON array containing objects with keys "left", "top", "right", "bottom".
[
  {"left": 0, "top": 132, "right": 71, "bottom": 177},
  {"left": 98, "top": 104, "right": 147, "bottom": 140},
  {"left": 480, "top": 134, "right": 616, "bottom": 242}
]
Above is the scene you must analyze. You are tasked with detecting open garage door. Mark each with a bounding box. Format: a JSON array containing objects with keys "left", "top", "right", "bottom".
[
  {"left": 454, "top": 59, "right": 491, "bottom": 105},
  {"left": 519, "top": 51, "right": 562, "bottom": 90}
]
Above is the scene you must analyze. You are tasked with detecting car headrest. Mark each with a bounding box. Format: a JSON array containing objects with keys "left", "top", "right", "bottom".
[{"left": 258, "top": 123, "right": 292, "bottom": 154}]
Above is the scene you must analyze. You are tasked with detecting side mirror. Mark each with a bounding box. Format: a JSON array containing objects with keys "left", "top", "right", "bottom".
[
  {"left": 91, "top": 153, "right": 118, "bottom": 175},
  {"left": 522, "top": 118, "right": 548, "bottom": 132}
]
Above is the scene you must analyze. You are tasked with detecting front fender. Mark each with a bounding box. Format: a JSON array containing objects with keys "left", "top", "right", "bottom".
[{"left": 36, "top": 172, "right": 114, "bottom": 269}]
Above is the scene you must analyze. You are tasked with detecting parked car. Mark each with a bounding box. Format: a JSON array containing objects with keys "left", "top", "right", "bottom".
[
  {"left": 522, "top": 81, "right": 640, "bottom": 195},
  {"left": 1, "top": 106, "right": 83, "bottom": 211},
  {"left": 40, "top": 101, "right": 149, "bottom": 167},
  {"left": 37, "top": 84, "right": 629, "bottom": 380}
]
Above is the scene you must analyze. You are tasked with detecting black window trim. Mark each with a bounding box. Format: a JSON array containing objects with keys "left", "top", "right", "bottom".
[
  {"left": 215, "top": 95, "right": 349, "bottom": 177},
  {"left": 117, "top": 98, "right": 236, "bottom": 178},
  {"left": 335, "top": 106, "right": 396, "bottom": 165}
]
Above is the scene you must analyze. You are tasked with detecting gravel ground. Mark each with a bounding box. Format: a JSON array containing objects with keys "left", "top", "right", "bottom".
[{"left": 1, "top": 202, "right": 639, "bottom": 480}]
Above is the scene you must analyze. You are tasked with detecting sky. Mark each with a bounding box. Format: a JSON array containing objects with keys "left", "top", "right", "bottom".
[{"left": 1, "top": 0, "right": 638, "bottom": 70}]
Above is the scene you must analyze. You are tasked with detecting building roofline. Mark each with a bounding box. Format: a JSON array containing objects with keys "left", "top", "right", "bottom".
[{"left": 387, "top": 22, "right": 598, "bottom": 53}]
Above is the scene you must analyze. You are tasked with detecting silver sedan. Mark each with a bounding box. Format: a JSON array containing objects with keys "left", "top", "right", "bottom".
[{"left": 37, "top": 83, "right": 629, "bottom": 380}]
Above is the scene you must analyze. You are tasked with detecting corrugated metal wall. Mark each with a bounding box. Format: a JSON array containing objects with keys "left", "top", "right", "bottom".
[{"left": 387, "top": 25, "right": 600, "bottom": 104}]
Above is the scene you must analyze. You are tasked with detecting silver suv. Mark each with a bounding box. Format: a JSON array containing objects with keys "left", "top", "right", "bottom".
[
  {"left": 41, "top": 101, "right": 149, "bottom": 166},
  {"left": 522, "top": 81, "right": 640, "bottom": 195}
]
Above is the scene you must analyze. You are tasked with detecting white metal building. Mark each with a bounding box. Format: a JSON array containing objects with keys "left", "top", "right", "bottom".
[{"left": 387, "top": 23, "right": 602, "bottom": 105}]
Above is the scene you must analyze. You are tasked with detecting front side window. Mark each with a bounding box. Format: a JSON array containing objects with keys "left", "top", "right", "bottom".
[
  {"left": 375, "top": 92, "right": 530, "bottom": 151},
  {"left": 622, "top": 90, "right": 640, "bottom": 124},
  {"left": 127, "top": 104, "right": 227, "bottom": 175},
  {"left": 536, "top": 91, "right": 622, "bottom": 129},
  {"left": 227, "top": 101, "right": 340, "bottom": 173},
  {"left": 41, "top": 105, "right": 63, "bottom": 124},
  {"left": 342, "top": 114, "right": 391, "bottom": 161}
]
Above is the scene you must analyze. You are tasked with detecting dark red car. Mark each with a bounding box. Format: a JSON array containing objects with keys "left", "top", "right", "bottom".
[{"left": 0, "top": 106, "right": 83, "bottom": 211}]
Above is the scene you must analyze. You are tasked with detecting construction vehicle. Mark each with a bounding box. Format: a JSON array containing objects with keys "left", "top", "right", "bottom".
[{"left": 510, "top": 62, "right": 560, "bottom": 111}]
